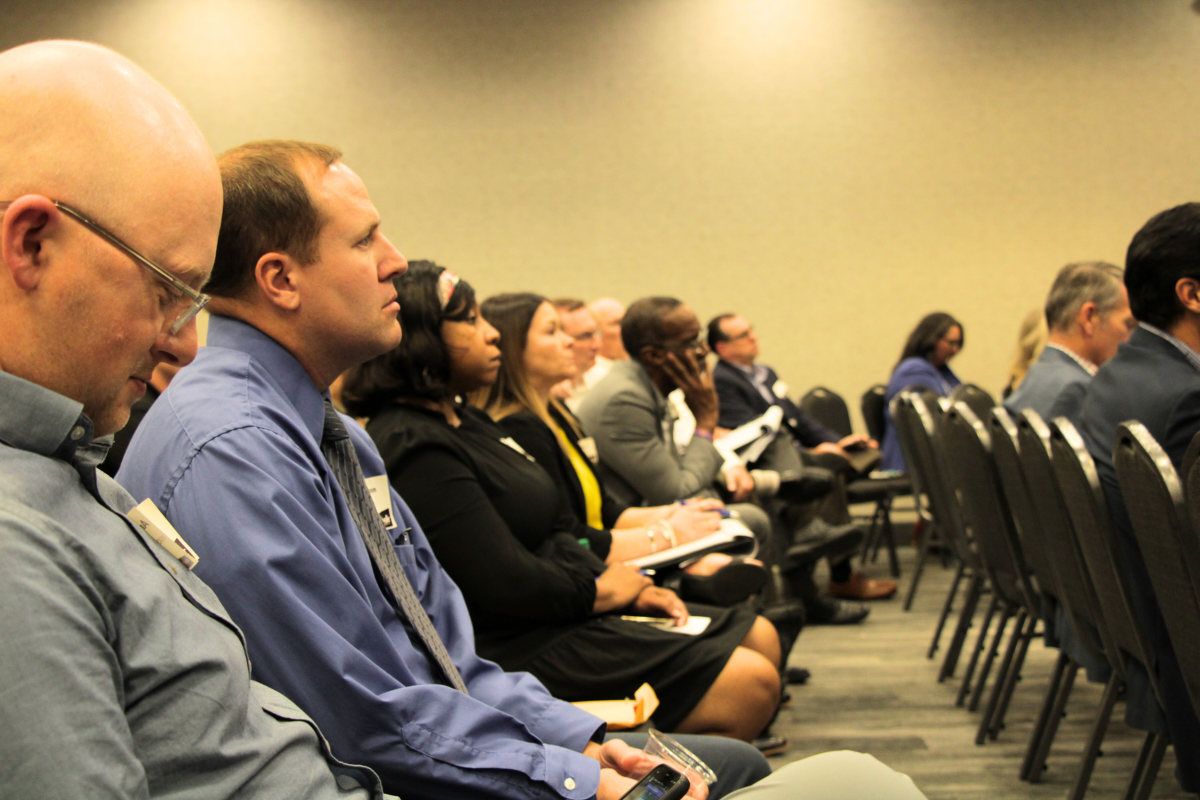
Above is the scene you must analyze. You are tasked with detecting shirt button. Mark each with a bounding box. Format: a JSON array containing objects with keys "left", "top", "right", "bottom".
[
  {"left": 336, "top": 774, "right": 360, "bottom": 791},
  {"left": 70, "top": 426, "right": 85, "bottom": 440},
  {"left": 564, "top": 778, "right": 576, "bottom": 791}
]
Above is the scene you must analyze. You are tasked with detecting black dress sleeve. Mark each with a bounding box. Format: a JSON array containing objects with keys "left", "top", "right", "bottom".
[
  {"left": 388, "top": 443, "right": 599, "bottom": 623},
  {"left": 500, "top": 412, "right": 614, "bottom": 561}
]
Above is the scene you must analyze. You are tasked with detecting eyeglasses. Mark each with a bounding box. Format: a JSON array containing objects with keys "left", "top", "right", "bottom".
[
  {"left": 657, "top": 337, "right": 708, "bottom": 356},
  {"left": 0, "top": 199, "right": 210, "bottom": 334}
]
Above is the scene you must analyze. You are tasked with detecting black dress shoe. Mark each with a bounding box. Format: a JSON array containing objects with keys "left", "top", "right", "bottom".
[
  {"left": 785, "top": 666, "right": 811, "bottom": 685},
  {"left": 679, "top": 560, "right": 768, "bottom": 605},
  {"left": 806, "top": 596, "right": 870, "bottom": 625}
]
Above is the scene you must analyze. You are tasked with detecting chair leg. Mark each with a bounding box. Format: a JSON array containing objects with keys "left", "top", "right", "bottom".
[
  {"left": 904, "top": 518, "right": 936, "bottom": 611},
  {"left": 881, "top": 497, "right": 900, "bottom": 578},
  {"left": 939, "top": 571, "right": 982, "bottom": 680},
  {"left": 977, "top": 608, "right": 1029, "bottom": 744},
  {"left": 1123, "top": 732, "right": 1167, "bottom": 800},
  {"left": 865, "top": 501, "right": 883, "bottom": 563},
  {"left": 1067, "top": 674, "right": 1122, "bottom": 800},
  {"left": 1022, "top": 653, "right": 1077, "bottom": 782},
  {"left": 968, "top": 604, "right": 1012, "bottom": 714},
  {"left": 956, "top": 592, "right": 998, "bottom": 704},
  {"left": 928, "top": 560, "right": 964, "bottom": 659},
  {"left": 988, "top": 612, "right": 1037, "bottom": 740}
]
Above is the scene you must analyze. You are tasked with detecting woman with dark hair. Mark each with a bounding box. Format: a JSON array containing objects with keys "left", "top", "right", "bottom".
[
  {"left": 342, "top": 263, "right": 782, "bottom": 744},
  {"left": 478, "top": 291, "right": 767, "bottom": 602},
  {"left": 880, "top": 312, "right": 964, "bottom": 472}
]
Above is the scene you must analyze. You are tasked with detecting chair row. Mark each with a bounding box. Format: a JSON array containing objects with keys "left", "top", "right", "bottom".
[{"left": 890, "top": 387, "right": 1200, "bottom": 800}]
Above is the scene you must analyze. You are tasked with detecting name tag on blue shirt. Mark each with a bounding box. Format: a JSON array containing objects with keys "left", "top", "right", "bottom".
[{"left": 364, "top": 474, "right": 398, "bottom": 530}]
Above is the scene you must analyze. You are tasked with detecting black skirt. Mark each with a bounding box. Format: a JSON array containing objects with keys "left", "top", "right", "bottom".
[{"left": 481, "top": 602, "right": 758, "bottom": 731}]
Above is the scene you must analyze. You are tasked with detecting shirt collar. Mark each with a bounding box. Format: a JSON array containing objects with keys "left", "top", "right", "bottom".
[
  {"left": 1044, "top": 342, "right": 1098, "bottom": 376},
  {"left": 0, "top": 370, "right": 112, "bottom": 495},
  {"left": 1139, "top": 322, "right": 1200, "bottom": 375},
  {"left": 205, "top": 314, "right": 329, "bottom": 444}
]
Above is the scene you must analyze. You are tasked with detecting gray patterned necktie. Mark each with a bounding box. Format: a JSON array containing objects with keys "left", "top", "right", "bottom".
[{"left": 320, "top": 400, "right": 468, "bottom": 694}]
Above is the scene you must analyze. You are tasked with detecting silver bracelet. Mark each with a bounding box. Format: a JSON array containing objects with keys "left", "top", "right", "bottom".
[
  {"left": 660, "top": 520, "right": 678, "bottom": 549},
  {"left": 647, "top": 527, "right": 660, "bottom": 553}
]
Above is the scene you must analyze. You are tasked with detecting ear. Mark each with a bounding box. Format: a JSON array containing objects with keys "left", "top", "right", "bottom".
[
  {"left": 1, "top": 196, "right": 59, "bottom": 291},
  {"left": 254, "top": 251, "right": 302, "bottom": 311},
  {"left": 1077, "top": 301, "right": 1100, "bottom": 336},
  {"left": 1177, "top": 277, "right": 1200, "bottom": 315},
  {"left": 639, "top": 345, "right": 665, "bottom": 367}
]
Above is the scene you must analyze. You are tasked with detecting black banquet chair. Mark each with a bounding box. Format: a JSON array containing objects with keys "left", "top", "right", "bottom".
[
  {"left": 1114, "top": 422, "right": 1200, "bottom": 733},
  {"left": 938, "top": 403, "right": 1042, "bottom": 745},
  {"left": 1050, "top": 418, "right": 1168, "bottom": 800}
]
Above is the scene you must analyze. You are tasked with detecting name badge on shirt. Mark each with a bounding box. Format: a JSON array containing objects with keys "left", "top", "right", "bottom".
[
  {"left": 577, "top": 436, "right": 599, "bottom": 463},
  {"left": 128, "top": 498, "right": 200, "bottom": 569},
  {"left": 364, "top": 474, "right": 398, "bottom": 530},
  {"left": 500, "top": 436, "right": 536, "bottom": 462},
  {"left": 772, "top": 379, "right": 789, "bottom": 400}
]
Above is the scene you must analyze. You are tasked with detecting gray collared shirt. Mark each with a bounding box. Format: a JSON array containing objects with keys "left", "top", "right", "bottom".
[{"left": 0, "top": 370, "right": 391, "bottom": 799}]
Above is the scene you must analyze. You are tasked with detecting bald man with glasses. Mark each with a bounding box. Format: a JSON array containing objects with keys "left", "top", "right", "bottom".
[{"left": 0, "top": 41, "right": 396, "bottom": 798}]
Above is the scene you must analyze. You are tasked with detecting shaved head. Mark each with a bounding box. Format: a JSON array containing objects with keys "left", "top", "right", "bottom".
[{"left": 0, "top": 41, "right": 221, "bottom": 434}]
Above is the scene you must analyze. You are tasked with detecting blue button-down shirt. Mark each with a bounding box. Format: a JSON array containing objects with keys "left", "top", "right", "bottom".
[
  {"left": 118, "top": 316, "right": 605, "bottom": 800},
  {"left": 0, "top": 369, "right": 386, "bottom": 799}
]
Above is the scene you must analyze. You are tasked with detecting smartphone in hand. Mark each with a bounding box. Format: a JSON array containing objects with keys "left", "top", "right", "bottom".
[{"left": 619, "top": 764, "right": 690, "bottom": 800}]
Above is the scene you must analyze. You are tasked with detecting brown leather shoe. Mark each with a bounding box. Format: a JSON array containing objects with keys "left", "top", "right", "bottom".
[{"left": 829, "top": 570, "right": 897, "bottom": 600}]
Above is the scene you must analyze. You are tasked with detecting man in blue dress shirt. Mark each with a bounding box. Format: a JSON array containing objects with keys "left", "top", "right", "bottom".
[{"left": 118, "top": 140, "right": 793, "bottom": 800}]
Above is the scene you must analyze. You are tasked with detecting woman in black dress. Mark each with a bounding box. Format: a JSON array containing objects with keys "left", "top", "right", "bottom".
[{"left": 342, "top": 263, "right": 781, "bottom": 741}]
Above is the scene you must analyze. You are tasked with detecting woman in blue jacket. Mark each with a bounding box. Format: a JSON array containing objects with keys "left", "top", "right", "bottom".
[{"left": 880, "top": 312, "right": 964, "bottom": 472}]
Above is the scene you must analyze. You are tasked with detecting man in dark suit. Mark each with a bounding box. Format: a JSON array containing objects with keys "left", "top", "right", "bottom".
[
  {"left": 1078, "top": 202, "right": 1200, "bottom": 793},
  {"left": 1004, "top": 261, "right": 1134, "bottom": 424},
  {"left": 708, "top": 313, "right": 896, "bottom": 602}
]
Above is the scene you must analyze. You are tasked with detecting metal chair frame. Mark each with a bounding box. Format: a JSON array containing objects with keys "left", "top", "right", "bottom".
[
  {"left": 1016, "top": 410, "right": 1124, "bottom": 791},
  {"left": 939, "top": 403, "right": 1042, "bottom": 745},
  {"left": 1050, "top": 418, "right": 1168, "bottom": 800}
]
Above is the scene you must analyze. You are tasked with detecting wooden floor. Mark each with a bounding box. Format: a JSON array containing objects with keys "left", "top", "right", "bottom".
[{"left": 769, "top": 544, "right": 1194, "bottom": 799}]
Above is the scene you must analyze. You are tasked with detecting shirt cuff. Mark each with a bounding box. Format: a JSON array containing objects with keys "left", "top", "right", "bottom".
[{"left": 542, "top": 744, "right": 602, "bottom": 800}]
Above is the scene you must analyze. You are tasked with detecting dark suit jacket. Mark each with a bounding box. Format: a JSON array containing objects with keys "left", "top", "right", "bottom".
[
  {"left": 1079, "top": 325, "right": 1200, "bottom": 785},
  {"left": 712, "top": 359, "right": 838, "bottom": 447}
]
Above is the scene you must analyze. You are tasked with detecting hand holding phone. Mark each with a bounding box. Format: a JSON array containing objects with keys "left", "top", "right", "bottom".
[{"left": 619, "top": 764, "right": 690, "bottom": 800}]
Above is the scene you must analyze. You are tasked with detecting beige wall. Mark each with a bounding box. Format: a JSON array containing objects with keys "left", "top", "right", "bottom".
[{"left": 7, "top": 0, "right": 1200, "bottom": 425}]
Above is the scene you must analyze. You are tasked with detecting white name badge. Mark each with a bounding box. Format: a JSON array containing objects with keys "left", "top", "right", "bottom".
[
  {"left": 500, "top": 436, "right": 536, "bottom": 462},
  {"left": 364, "top": 474, "right": 398, "bottom": 530},
  {"left": 128, "top": 499, "right": 200, "bottom": 569},
  {"left": 772, "top": 379, "right": 789, "bottom": 399},
  {"left": 577, "top": 436, "right": 599, "bottom": 463}
]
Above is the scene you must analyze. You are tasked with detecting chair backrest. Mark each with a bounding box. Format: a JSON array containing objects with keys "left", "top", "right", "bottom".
[
  {"left": 891, "top": 392, "right": 968, "bottom": 562},
  {"left": 949, "top": 383, "right": 996, "bottom": 423},
  {"left": 1016, "top": 410, "right": 1116, "bottom": 670},
  {"left": 1188, "top": 431, "right": 1200, "bottom": 546},
  {"left": 799, "top": 386, "right": 853, "bottom": 438},
  {"left": 1114, "top": 421, "right": 1200, "bottom": 722},
  {"left": 1049, "top": 417, "right": 1161, "bottom": 700},
  {"left": 939, "top": 402, "right": 1037, "bottom": 610},
  {"left": 988, "top": 407, "right": 1059, "bottom": 604},
  {"left": 919, "top": 389, "right": 947, "bottom": 422},
  {"left": 902, "top": 393, "right": 977, "bottom": 567},
  {"left": 861, "top": 384, "right": 887, "bottom": 442}
]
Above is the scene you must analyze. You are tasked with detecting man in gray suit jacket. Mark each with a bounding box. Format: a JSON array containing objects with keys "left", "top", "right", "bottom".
[
  {"left": 1005, "top": 261, "right": 1135, "bottom": 423},
  {"left": 576, "top": 297, "right": 868, "bottom": 626}
]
